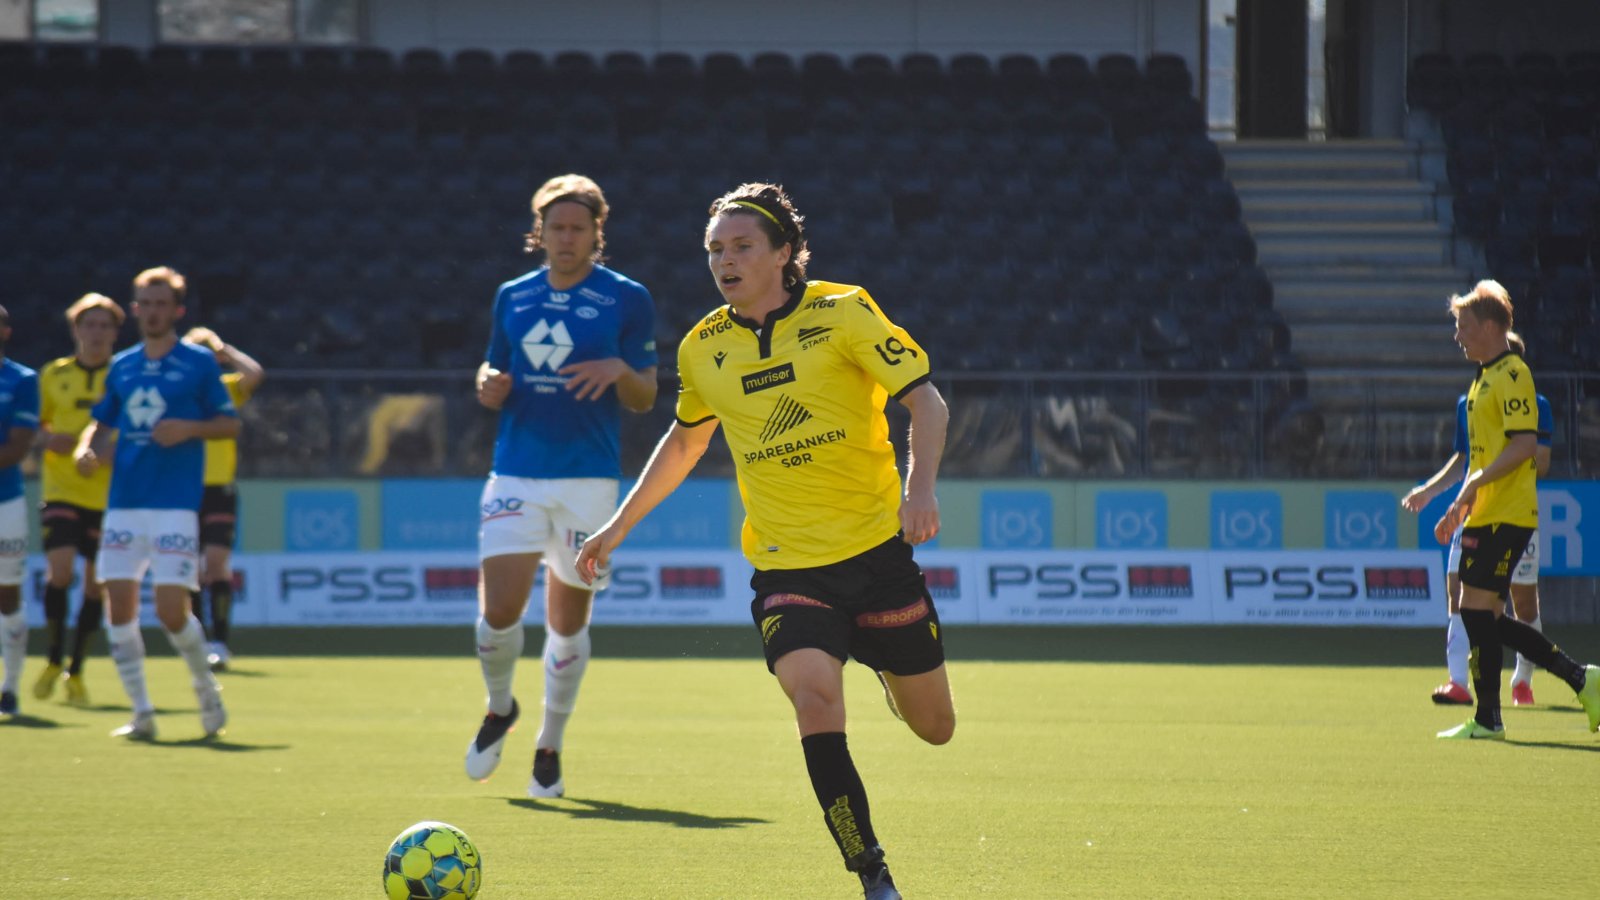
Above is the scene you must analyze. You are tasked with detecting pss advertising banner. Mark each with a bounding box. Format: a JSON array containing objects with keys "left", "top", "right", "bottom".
[{"left": 21, "top": 548, "right": 1443, "bottom": 628}]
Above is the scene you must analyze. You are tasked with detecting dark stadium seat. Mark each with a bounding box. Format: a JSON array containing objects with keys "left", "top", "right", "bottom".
[
  {"left": 1046, "top": 53, "right": 1097, "bottom": 102},
  {"left": 1407, "top": 53, "right": 1460, "bottom": 112},
  {"left": 1095, "top": 53, "right": 1143, "bottom": 94},
  {"left": 1146, "top": 53, "right": 1193, "bottom": 96}
]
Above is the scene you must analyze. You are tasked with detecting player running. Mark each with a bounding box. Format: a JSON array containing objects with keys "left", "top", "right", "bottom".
[
  {"left": 577, "top": 183, "right": 954, "bottom": 900},
  {"left": 33, "top": 293, "right": 124, "bottom": 706},
  {"left": 1430, "top": 281, "right": 1599, "bottom": 740},
  {"left": 464, "top": 175, "right": 658, "bottom": 798},
  {"left": 183, "top": 326, "right": 265, "bottom": 673},
  {"left": 75, "top": 267, "right": 240, "bottom": 740},
  {"left": 0, "top": 304, "right": 41, "bottom": 719}
]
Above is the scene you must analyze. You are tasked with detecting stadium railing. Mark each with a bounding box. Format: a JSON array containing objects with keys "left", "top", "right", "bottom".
[{"left": 228, "top": 370, "right": 1600, "bottom": 481}]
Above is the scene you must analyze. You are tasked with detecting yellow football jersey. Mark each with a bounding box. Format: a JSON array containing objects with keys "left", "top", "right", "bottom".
[
  {"left": 675, "top": 281, "right": 931, "bottom": 569},
  {"left": 1464, "top": 351, "right": 1539, "bottom": 528},
  {"left": 203, "top": 373, "right": 254, "bottom": 486},
  {"left": 38, "top": 356, "right": 111, "bottom": 508}
]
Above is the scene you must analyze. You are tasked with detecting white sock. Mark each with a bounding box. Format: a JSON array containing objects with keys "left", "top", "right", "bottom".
[
  {"left": 1446, "top": 613, "right": 1470, "bottom": 687},
  {"left": 1513, "top": 615, "right": 1542, "bottom": 685},
  {"left": 476, "top": 617, "right": 523, "bottom": 717},
  {"left": 537, "top": 626, "right": 590, "bottom": 751},
  {"left": 165, "top": 615, "right": 217, "bottom": 690},
  {"left": 0, "top": 610, "right": 25, "bottom": 694},
  {"left": 108, "top": 622, "right": 154, "bottom": 714}
]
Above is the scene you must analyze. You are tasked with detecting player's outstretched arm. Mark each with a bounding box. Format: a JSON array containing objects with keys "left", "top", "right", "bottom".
[
  {"left": 576, "top": 419, "right": 717, "bottom": 583},
  {"left": 1402, "top": 451, "right": 1465, "bottom": 514},
  {"left": 897, "top": 381, "right": 948, "bottom": 545},
  {"left": 151, "top": 415, "right": 242, "bottom": 446},
  {"left": 559, "top": 359, "right": 659, "bottom": 411},
  {"left": 74, "top": 421, "right": 112, "bottom": 475}
]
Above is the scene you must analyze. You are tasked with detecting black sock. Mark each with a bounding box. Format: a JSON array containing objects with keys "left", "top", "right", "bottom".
[
  {"left": 208, "top": 580, "right": 233, "bottom": 645},
  {"left": 800, "top": 732, "right": 882, "bottom": 871},
  {"left": 189, "top": 589, "right": 207, "bottom": 635},
  {"left": 68, "top": 595, "right": 104, "bottom": 676},
  {"left": 1460, "top": 609, "right": 1503, "bottom": 730},
  {"left": 1497, "top": 616, "right": 1587, "bottom": 693},
  {"left": 43, "top": 584, "right": 69, "bottom": 666}
]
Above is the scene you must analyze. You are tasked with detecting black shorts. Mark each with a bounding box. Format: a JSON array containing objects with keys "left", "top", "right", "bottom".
[
  {"left": 749, "top": 534, "right": 946, "bottom": 677},
  {"left": 199, "top": 484, "right": 239, "bottom": 549},
  {"left": 1458, "top": 523, "right": 1536, "bottom": 595},
  {"left": 39, "top": 502, "right": 104, "bottom": 558}
]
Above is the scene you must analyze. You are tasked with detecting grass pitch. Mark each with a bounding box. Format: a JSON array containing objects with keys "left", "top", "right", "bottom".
[{"left": 8, "top": 626, "right": 1600, "bottom": 898}]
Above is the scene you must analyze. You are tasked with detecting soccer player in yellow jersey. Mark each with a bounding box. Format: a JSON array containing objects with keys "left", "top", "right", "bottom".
[
  {"left": 577, "top": 184, "right": 952, "bottom": 900},
  {"left": 183, "top": 327, "right": 264, "bottom": 672},
  {"left": 34, "top": 293, "right": 124, "bottom": 706},
  {"left": 1432, "top": 281, "right": 1600, "bottom": 740}
]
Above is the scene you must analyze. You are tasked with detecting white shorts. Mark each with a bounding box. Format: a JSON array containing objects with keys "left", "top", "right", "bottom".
[
  {"left": 479, "top": 476, "right": 618, "bottom": 590},
  {"left": 1512, "top": 528, "right": 1540, "bottom": 587},
  {"left": 0, "top": 496, "right": 25, "bottom": 587},
  {"left": 1446, "top": 524, "right": 1463, "bottom": 577},
  {"left": 96, "top": 508, "right": 200, "bottom": 590}
]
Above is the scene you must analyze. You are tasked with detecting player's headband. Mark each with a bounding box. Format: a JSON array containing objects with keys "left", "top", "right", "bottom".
[
  {"left": 540, "top": 192, "right": 602, "bottom": 217},
  {"left": 731, "top": 200, "right": 794, "bottom": 240}
]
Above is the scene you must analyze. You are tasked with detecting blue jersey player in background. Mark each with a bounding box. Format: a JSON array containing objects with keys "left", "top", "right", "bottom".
[
  {"left": 75, "top": 267, "right": 240, "bottom": 741},
  {"left": 465, "top": 175, "right": 658, "bottom": 798},
  {"left": 0, "top": 303, "right": 41, "bottom": 719}
]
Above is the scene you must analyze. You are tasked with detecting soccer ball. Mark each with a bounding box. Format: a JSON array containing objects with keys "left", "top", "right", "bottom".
[{"left": 383, "top": 821, "right": 482, "bottom": 899}]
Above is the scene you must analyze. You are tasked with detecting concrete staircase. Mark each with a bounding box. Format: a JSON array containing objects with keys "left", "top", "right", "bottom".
[
  {"left": 1222, "top": 140, "right": 1476, "bottom": 474},
  {"left": 1223, "top": 139, "right": 1470, "bottom": 370}
]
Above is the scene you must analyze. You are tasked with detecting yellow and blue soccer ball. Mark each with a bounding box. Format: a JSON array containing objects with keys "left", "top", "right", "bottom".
[{"left": 383, "top": 821, "right": 482, "bottom": 899}]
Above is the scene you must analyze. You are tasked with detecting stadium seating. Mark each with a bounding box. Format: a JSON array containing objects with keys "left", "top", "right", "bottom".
[
  {"left": 0, "top": 42, "right": 1289, "bottom": 387},
  {"left": 1422, "top": 52, "right": 1600, "bottom": 370}
]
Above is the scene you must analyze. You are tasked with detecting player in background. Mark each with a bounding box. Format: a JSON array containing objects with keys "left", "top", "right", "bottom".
[
  {"left": 1430, "top": 281, "right": 1598, "bottom": 740},
  {"left": 33, "top": 293, "right": 124, "bottom": 706},
  {"left": 183, "top": 326, "right": 265, "bottom": 673},
  {"left": 577, "top": 184, "right": 954, "bottom": 900},
  {"left": 0, "top": 304, "right": 41, "bottom": 718},
  {"left": 464, "top": 175, "right": 658, "bottom": 798},
  {"left": 1403, "top": 337, "right": 1551, "bottom": 706},
  {"left": 75, "top": 267, "right": 239, "bottom": 740}
]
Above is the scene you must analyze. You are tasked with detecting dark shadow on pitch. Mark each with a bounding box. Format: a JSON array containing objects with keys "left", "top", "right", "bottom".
[
  {"left": 146, "top": 736, "right": 292, "bottom": 752},
  {"left": 0, "top": 712, "right": 70, "bottom": 728},
  {"left": 505, "top": 797, "right": 769, "bottom": 830},
  {"left": 1504, "top": 738, "right": 1600, "bottom": 753}
]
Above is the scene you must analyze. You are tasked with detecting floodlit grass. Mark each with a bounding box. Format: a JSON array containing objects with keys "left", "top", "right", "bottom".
[{"left": 8, "top": 627, "right": 1600, "bottom": 898}]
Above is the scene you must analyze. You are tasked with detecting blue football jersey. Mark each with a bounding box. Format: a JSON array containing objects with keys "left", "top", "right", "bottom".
[
  {"left": 484, "top": 264, "right": 657, "bottom": 479},
  {"left": 93, "top": 341, "right": 237, "bottom": 510},
  {"left": 0, "top": 358, "right": 41, "bottom": 504}
]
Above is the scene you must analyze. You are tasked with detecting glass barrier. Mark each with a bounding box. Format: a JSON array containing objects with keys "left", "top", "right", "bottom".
[{"left": 233, "top": 370, "right": 1600, "bottom": 481}]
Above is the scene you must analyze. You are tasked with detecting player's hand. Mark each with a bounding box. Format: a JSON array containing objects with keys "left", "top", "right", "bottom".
[
  {"left": 73, "top": 447, "right": 100, "bottom": 476},
  {"left": 477, "top": 368, "right": 512, "bottom": 410},
  {"left": 1434, "top": 477, "right": 1478, "bottom": 544},
  {"left": 558, "top": 358, "right": 630, "bottom": 402},
  {"left": 1400, "top": 486, "right": 1430, "bottom": 514},
  {"left": 899, "top": 489, "right": 941, "bottom": 545},
  {"left": 45, "top": 432, "right": 79, "bottom": 455},
  {"left": 575, "top": 525, "right": 624, "bottom": 585},
  {"left": 150, "top": 419, "right": 194, "bottom": 446}
]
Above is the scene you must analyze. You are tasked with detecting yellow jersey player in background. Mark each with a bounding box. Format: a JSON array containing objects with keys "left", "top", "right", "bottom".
[
  {"left": 183, "top": 327, "right": 265, "bottom": 672},
  {"left": 1432, "top": 280, "right": 1600, "bottom": 740},
  {"left": 578, "top": 183, "right": 953, "bottom": 900},
  {"left": 34, "top": 293, "right": 124, "bottom": 706}
]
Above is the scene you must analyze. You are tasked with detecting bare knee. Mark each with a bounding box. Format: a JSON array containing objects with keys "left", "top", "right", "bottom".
[
  {"left": 911, "top": 711, "right": 956, "bottom": 746},
  {"left": 789, "top": 685, "right": 845, "bottom": 733}
]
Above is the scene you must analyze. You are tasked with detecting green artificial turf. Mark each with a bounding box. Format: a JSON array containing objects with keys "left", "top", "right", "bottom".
[{"left": 8, "top": 626, "right": 1599, "bottom": 898}]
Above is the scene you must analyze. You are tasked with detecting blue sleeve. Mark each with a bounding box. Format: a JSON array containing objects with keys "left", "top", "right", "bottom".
[
  {"left": 485, "top": 289, "right": 511, "bottom": 370},
  {"left": 619, "top": 283, "right": 658, "bottom": 371},
  {"left": 92, "top": 370, "right": 122, "bottom": 426},
  {"left": 1536, "top": 394, "right": 1553, "bottom": 446},
  {"left": 13, "top": 371, "right": 39, "bottom": 428},
  {"left": 1452, "top": 396, "right": 1468, "bottom": 455},
  {"left": 200, "top": 356, "right": 238, "bottom": 418}
]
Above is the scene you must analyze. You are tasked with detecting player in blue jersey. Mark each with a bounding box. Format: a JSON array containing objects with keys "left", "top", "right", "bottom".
[
  {"left": 74, "top": 267, "right": 240, "bottom": 740},
  {"left": 464, "top": 175, "right": 658, "bottom": 796},
  {"left": 0, "top": 304, "right": 41, "bottom": 719},
  {"left": 1403, "top": 334, "right": 1553, "bottom": 707}
]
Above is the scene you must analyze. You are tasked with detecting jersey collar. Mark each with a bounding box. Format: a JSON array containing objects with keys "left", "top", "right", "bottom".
[
  {"left": 1476, "top": 348, "right": 1517, "bottom": 375},
  {"left": 727, "top": 282, "right": 805, "bottom": 332}
]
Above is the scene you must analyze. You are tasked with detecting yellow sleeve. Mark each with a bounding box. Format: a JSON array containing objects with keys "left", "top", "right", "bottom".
[
  {"left": 673, "top": 335, "right": 715, "bottom": 426},
  {"left": 39, "top": 366, "right": 55, "bottom": 427},
  {"left": 844, "top": 287, "right": 931, "bottom": 398},
  {"left": 1502, "top": 360, "right": 1538, "bottom": 436},
  {"left": 224, "top": 372, "right": 254, "bottom": 408}
]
